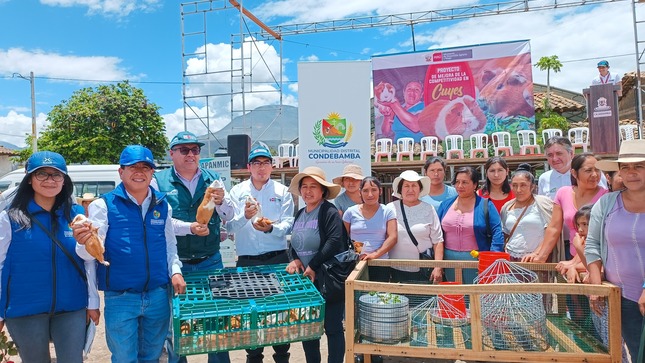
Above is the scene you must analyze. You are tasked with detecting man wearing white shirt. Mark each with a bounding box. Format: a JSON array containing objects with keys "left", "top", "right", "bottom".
[
  {"left": 74, "top": 145, "right": 185, "bottom": 363},
  {"left": 591, "top": 60, "right": 622, "bottom": 97},
  {"left": 227, "top": 144, "right": 294, "bottom": 363}
]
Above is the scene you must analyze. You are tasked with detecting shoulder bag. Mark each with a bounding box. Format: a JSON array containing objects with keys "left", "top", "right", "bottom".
[
  {"left": 29, "top": 213, "right": 87, "bottom": 282},
  {"left": 399, "top": 200, "right": 433, "bottom": 279},
  {"left": 503, "top": 200, "right": 530, "bottom": 249}
]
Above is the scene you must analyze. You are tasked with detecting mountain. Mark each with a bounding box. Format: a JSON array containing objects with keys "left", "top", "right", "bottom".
[
  {"left": 201, "top": 105, "right": 299, "bottom": 153},
  {"left": 0, "top": 141, "right": 22, "bottom": 150}
]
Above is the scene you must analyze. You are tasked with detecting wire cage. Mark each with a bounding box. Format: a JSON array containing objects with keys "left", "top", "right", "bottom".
[
  {"left": 358, "top": 293, "right": 410, "bottom": 344},
  {"left": 474, "top": 259, "right": 549, "bottom": 351},
  {"left": 410, "top": 296, "right": 472, "bottom": 348}
]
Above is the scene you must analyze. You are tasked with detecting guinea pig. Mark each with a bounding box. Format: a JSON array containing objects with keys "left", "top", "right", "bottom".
[
  {"left": 418, "top": 95, "right": 487, "bottom": 140},
  {"left": 477, "top": 54, "right": 534, "bottom": 118},
  {"left": 374, "top": 81, "right": 396, "bottom": 103}
]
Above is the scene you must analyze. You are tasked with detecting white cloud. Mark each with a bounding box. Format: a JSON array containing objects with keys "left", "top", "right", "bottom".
[
  {"left": 0, "top": 111, "right": 48, "bottom": 148},
  {"left": 299, "top": 54, "right": 319, "bottom": 61},
  {"left": 0, "top": 48, "right": 132, "bottom": 82},
  {"left": 40, "top": 0, "right": 160, "bottom": 17}
]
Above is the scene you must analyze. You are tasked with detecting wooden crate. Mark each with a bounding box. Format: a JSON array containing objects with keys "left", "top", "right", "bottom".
[{"left": 345, "top": 259, "right": 622, "bottom": 363}]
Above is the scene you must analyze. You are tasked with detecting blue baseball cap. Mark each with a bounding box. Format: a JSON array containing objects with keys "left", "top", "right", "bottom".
[
  {"left": 169, "top": 131, "right": 205, "bottom": 149},
  {"left": 248, "top": 145, "right": 272, "bottom": 162},
  {"left": 597, "top": 60, "right": 609, "bottom": 68},
  {"left": 119, "top": 145, "right": 156, "bottom": 169},
  {"left": 26, "top": 151, "right": 68, "bottom": 175}
]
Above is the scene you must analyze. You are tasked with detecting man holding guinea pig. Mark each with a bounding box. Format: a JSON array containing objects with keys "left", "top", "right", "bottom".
[{"left": 227, "top": 143, "right": 294, "bottom": 363}]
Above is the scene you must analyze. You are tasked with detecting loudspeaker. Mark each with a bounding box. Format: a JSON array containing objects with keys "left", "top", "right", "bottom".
[{"left": 228, "top": 134, "right": 251, "bottom": 170}]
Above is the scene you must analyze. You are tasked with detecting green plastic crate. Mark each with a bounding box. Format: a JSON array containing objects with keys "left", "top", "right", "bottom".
[{"left": 173, "top": 263, "right": 325, "bottom": 355}]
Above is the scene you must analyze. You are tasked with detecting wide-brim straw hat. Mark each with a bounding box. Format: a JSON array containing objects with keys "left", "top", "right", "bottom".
[
  {"left": 76, "top": 192, "right": 97, "bottom": 205},
  {"left": 391, "top": 170, "right": 431, "bottom": 199},
  {"left": 289, "top": 166, "right": 341, "bottom": 200},
  {"left": 332, "top": 164, "right": 365, "bottom": 184},
  {"left": 595, "top": 140, "right": 645, "bottom": 172}
]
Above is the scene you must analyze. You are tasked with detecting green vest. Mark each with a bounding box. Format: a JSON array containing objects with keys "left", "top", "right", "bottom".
[{"left": 154, "top": 167, "right": 222, "bottom": 259}]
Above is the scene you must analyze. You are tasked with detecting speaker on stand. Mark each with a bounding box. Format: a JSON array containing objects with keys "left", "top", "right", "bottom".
[{"left": 227, "top": 134, "right": 251, "bottom": 170}]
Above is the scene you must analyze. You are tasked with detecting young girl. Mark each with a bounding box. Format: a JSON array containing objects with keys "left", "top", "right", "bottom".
[{"left": 559, "top": 205, "right": 629, "bottom": 362}]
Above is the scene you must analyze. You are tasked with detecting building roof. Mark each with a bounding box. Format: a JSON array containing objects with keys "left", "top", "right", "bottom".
[
  {"left": 533, "top": 91, "right": 585, "bottom": 113},
  {"left": 0, "top": 146, "right": 18, "bottom": 156}
]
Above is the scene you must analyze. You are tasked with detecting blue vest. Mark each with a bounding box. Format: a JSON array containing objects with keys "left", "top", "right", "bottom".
[
  {"left": 1, "top": 201, "right": 87, "bottom": 319},
  {"left": 154, "top": 167, "right": 222, "bottom": 258},
  {"left": 98, "top": 184, "right": 170, "bottom": 292}
]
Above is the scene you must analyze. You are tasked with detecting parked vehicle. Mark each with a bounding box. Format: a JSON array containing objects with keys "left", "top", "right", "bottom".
[{"left": 0, "top": 164, "right": 121, "bottom": 196}]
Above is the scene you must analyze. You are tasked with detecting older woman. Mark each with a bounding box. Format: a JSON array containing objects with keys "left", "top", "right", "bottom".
[
  {"left": 343, "top": 176, "right": 397, "bottom": 282},
  {"left": 524, "top": 153, "right": 608, "bottom": 263},
  {"left": 420, "top": 157, "right": 457, "bottom": 209},
  {"left": 478, "top": 156, "right": 514, "bottom": 214},
  {"left": 586, "top": 140, "right": 645, "bottom": 362},
  {"left": 0, "top": 151, "right": 99, "bottom": 363},
  {"left": 500, "top": 166, "right": 554, "bottom": 261},
  {"left": 332, "top": 164, "right": 364, "bottom": 215},
  {"left": 387, "top": 170, "right": 444, "bottom": 283},
  {"left": 287, "top": 166, "right": 345, "bottom": 363},
  {"left": 436, "top": 166, "right": 504, "bottom": 283}
]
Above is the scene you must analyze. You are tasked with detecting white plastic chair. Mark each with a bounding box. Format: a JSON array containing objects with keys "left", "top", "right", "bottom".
[
  {"left": 374, "top": 138, "right": 393, "bottom": 162},
  {"left": 275, "top": 143, "right": 294, "bottom": 168},
  {"left": 396, "top": 137, "right": 415, "bottom": 161},
  {"left": 568, "top": 127, "right": 589, "bottom": 153},
  {"left": 290, "top": 144, "right": 299, "bottom": 167},
  {"left": 517, "top": 130, "right": 541, "bottom": 155},
  {"left": 469, "top": 133, "right": 489, "bottom": 159},
  {"left": 420, "top": 136, "right": 439, "bottom": 159},
  {"left": 444, "top": 135, "right": 464, "bottom": 160},
  {"left": 492, "top": 131, "right": 513, "bottom": 156},
  {"left": 620, "top": 124, "right": 638, "bottom": 141},
  {"left": 542, "top": 128, "right": 563, "bottom": 144}
]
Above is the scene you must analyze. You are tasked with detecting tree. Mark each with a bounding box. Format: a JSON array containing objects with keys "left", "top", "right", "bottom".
[
  {"left": 535, "top": 55, "right": 563, "bottom": 117},
  {"left": 22, "top": 81, "right": 168, "bottom": 163}
]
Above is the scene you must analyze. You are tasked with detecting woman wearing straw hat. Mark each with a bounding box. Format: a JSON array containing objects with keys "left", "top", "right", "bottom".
[
  {"left": 388, "top": 170, "right": 444, "bottom": 283},
  {"left": 586, "top": 140, "right": 645, "bottom": 362},
  {"left": 332, "top": 164, "right": 364, "bottom": 215},
  {"left": 286, "top": 166, "right": 345, "bottom": 363}
]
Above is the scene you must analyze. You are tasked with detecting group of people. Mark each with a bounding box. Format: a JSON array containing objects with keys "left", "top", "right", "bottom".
[{"left": 1, "top": 128, "right": 643, "bottom": 363}]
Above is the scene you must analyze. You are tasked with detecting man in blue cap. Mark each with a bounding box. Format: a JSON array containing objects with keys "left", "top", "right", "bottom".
[
  {"left": 153, "top": 131, "right": 234, "bottom": 363},
  {"left": 227, "top": 144, "right": 294, "bottom": 363},
  {"left": 74, "top": 145, "right": 185, "bottom": 362},
  {"left": 592, "top": 60, "right": 622, "bottom": 96}
]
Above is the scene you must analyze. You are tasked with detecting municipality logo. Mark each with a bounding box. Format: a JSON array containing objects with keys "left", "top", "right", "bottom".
[{"left": 313, "top": 112, "right": 353, "bottom": 148}]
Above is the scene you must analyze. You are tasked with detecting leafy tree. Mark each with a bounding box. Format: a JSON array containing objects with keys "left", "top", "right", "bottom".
[
  {"left": 535, "top": 55, "right": 563, "bottom": 118},
  {"left": 22, "top": 81, "right": 168, "bottom": 163}
]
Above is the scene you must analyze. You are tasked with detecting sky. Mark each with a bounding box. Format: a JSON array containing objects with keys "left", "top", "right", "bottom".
[{"left": 0, "top": 0, "right": 639, "bottom": 149}]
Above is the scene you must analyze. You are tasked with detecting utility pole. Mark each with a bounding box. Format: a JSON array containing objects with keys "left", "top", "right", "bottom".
[
  {"left": 13, "top": 72, "right": 38, "bottom": 152},
  {"left": 29, "top": 72, "right": 37, "bottom": 152}
]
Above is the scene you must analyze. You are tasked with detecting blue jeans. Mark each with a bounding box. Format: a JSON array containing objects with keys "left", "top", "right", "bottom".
[
  {"left": 104, "top": 285, "right": 170, "bottom": 363},
  {"left": 174, "top": 253, "right": 230, "bottom": 363},
  {"left": 302, "top": 300, "right": 345, "bottom": 363},
  {"left": 621, "top": 297, "right": 644, "bottom": 362},
  {"left": 6, "top": 309, "right": 86, "bottom": 363}
]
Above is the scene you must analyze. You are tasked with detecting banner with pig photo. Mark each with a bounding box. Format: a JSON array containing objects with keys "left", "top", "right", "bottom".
[{"left": 372, "top": 40, "right": 535, "bottom": 142}]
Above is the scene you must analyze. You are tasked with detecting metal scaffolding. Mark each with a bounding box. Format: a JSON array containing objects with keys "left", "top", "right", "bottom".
[{"left": 180, "top": 0, "right": 637, "bottom": 152}]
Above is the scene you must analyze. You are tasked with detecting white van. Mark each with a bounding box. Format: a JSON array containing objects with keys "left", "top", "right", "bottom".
[{"left": 0, "top": 164, "right": 121, "bottom": 197}]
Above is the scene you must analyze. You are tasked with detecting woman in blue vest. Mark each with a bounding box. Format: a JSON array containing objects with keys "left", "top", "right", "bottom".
[{"left": 0, "top": 151, "right": 99, "bottom": 363}]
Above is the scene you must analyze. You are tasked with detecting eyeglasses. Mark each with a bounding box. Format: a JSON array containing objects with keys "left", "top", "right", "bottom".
[
  {"left": 124, "top": 164, "right": 153, "bottom": 172},
  {"left": 250, "top": 161, "right": 272, "bottom": 167},
  {"left": 172, "top": 146, "right": 201, "bottom": 156},
  {"left": 33, "top": 170, "right": 65, "bottom": 182}
]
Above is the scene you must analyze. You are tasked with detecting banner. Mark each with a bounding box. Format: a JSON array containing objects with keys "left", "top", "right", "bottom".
[
  {"left": 199, "top": 156, "right": 231, "bottom": 190},
  {"left": 372, "top": 40, "right": 535, "bottom": 142},
  {"left": 298, "top": 61, "right": 372, "bottom": 180}
]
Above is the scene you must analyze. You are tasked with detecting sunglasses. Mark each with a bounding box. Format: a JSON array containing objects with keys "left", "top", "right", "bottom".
[
  {"left": 172, "top": 146, "right": 201, "bottom": 156},
  {"left": 33, "top": 170, "right": 65, "bottom": 182}
]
